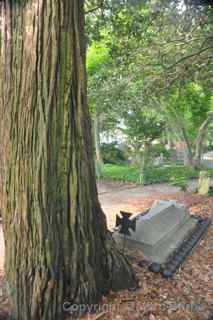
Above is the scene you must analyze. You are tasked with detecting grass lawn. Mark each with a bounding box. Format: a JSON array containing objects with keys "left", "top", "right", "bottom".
[{"left": 100, "top": 163, "right": 213, "bottom": 185}]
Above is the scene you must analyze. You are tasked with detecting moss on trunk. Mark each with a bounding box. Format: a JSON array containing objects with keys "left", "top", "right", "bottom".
[{"left": 0, "top": 1, "right": 136, "bottom": 319}]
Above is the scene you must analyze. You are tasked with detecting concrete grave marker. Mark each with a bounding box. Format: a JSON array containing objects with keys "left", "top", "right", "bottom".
[{"left": 113, "top": 200, "right": 198, "bottom": 264}]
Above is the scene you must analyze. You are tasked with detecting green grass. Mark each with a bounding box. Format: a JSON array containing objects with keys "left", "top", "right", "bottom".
[{"left": 100, "top": 164, "right": 213, "bottom": 185}]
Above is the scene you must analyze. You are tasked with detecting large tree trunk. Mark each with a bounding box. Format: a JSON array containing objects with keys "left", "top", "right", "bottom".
[
  {"left": 139, "top": 142, "right": 150, "bottom": 184},
  {"left": 193, "top": 111, "right": 213, "bottom": 168},
  {"left": 156, "top": 99, "right": 195, "bottom": 167},
  {"left": 169, "top": 114, "right": 194, "bottom": 167},
  {"left": 0, "top": 1, "right": 136, "bottom": 320}
]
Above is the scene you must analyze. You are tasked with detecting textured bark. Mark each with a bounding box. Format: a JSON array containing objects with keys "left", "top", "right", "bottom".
[
  {"left": 139, "top": 142, "right": 150, "bottom": 185},
  {"left": 156, "top": 100, "right": 195, "bottom": 167},
  {"left": 193, "top": 111, "right": 213, "bottom": 168},
  {"left": 0, "top": 1, "right": 136, "bottom": 320},
  {"left": 169, "top": 112, "right": 194, "bottom": 167}
]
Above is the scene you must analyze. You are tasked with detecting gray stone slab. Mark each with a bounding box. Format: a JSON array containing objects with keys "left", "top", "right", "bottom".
[
  {"left": 131, "top": 201, "right": 189, "bottom": 246},
  {"left": 113, "top": 200, "right": 198, "bottom": 264}
]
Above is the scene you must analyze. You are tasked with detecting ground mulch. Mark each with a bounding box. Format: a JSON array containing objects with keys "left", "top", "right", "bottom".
[
  {"left": 78, "top": 192, "right": 213, "bottom": 320},
  {"left": 0, "top": 192, "right": 213, "bottom": 320}
]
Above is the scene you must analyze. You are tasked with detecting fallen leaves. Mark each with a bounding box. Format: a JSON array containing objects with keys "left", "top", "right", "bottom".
[
  {"left": 0, "top": 192, "right": 213, "bottom": 320},
  {"left": 93, "top": 192, "right": 213, "bottom": 320}
]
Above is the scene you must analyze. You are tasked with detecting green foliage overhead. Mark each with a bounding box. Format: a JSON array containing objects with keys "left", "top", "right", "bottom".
[
  {"left": 122, "top": 108, "right": 165, "bottom": 145},
  {"left": 86, "top": 0, "right": 213, "bottom": 167},
  {"left": 87, "top": 40, "right": 111, "bottom": 76},
  {"left": 166, "top": 82, "right": 213, "bottom": 139}
]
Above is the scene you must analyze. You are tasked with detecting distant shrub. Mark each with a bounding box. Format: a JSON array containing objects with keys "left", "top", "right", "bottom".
[
  {"left": 101, "top": 142, "right": 127, "bottom": 164},
  {"left": 100, "top": 163, "right": 213, "bottom": 185},
  {"left": 209, "top": 186, "right": 213, "bottom": 196},
  {"left": 150, "top": 144, "right": 170, "bottom": 159},
  {"left": 206, "top": 143, "right": 213, "bottom": 152},
  {"left": 170, "top": 175, "right": 188, "bottom": 191}
]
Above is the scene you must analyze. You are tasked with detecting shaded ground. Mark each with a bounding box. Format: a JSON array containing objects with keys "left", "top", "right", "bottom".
[
  {"left": 0, "top": 180, "right": 213, "bottom": 320},
  {"left": 86, "top": 180, "right": 213, "bottom": 320}
]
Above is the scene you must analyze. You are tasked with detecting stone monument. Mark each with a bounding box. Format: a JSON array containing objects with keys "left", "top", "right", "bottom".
[{"left": 113, "top": 200, "right": 198, "bottom": 264}]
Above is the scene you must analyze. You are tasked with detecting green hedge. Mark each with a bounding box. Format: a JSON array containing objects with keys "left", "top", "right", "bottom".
[{"left": 100, "top": 164, "right": 213, "bottom": 185}]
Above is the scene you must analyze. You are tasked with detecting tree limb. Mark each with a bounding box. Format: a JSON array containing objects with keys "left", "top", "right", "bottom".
[
  {"left": 194, "top": 111, "right": 213, "bottom": 165},
  {"left": 169, "top": 45, "right": 213, "bottom": 69}
]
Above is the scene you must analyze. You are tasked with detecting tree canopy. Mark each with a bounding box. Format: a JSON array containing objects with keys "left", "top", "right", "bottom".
[{"left": 86, "top": 0, "right": 213, "bottom": 169}]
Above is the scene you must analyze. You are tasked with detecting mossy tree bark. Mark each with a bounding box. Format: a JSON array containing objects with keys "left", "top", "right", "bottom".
[{"left": 0, "top": 1, "right": 136, "bottom": 319}]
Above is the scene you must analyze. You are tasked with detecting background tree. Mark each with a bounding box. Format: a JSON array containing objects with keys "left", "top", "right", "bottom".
[
  {"left": 0, "top": 1, "right": 136, "bottom": 319},
  {"left": 122, "top": 108, "right": 165, "bottom": 183},
  {"left": 159, "top": 83, "right": 213, "bottom": 167},
  {"left": 86, "top": 0, "right": 213, "bottom": 169},
  {"left": 87, "top": 39, "right": 115, "bottom": 168}
]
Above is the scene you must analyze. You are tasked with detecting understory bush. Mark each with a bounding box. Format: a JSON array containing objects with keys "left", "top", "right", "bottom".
[
  {"left": 100, "top": 164, "right": 213, "bottom": 185},
  {"left": 101, "top": 142, "right": 127, "bottom": 164},
  {"left": 150, "top": 144, "right": 170, "bottom": 160}
]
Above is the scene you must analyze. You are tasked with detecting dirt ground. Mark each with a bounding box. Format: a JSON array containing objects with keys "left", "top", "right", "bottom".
[
  {"left": 97, "top": 179, "right": 198, "bottom": 229},
  {"left": 0, "top": 179, "right": 213, "bottom": 320},
  {"left": 96, "top": 179, "right": 213, "bottom": 320}
]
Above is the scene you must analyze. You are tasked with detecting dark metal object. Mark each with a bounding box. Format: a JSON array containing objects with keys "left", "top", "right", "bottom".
[
  {"left": 174, "top": 255, "right": 184, "bottom": 263},
  {"left": 148, "top": 216, "right": 211, "bottom": 279},
  {"left": 160, "top": 217, "right": 211, "bottom": 279},
  {"left": 149, "top": 263, "right": 161, "bottom": 273},
  {"left": 138, "top": 260, "right": 147, "bottom": 268},
  {"left": 162, "top": 269, "right": 173, "bottom": 279},
  {"left": 116, "top": 211, "right": 136, "bottom": 236},
  {"left": 116, "top": 211, "right": 136, "bottom": 253},
  {"left": 167, "top": 263, "right": 177, "bottom": 273}
]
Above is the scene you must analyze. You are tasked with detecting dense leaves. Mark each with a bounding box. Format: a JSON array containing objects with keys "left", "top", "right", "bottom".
[
  {"left": 101, "top": 142, "right": 127, "bottom": 164},
  {"left": 86, "top": 0, "right": 213, "bottom": 168}
]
